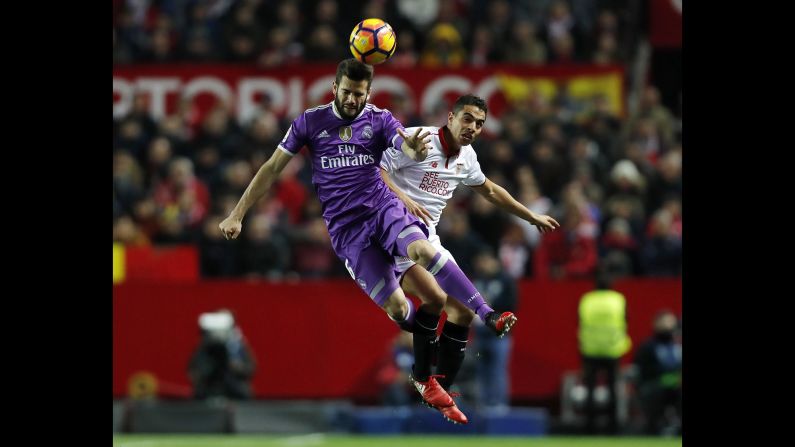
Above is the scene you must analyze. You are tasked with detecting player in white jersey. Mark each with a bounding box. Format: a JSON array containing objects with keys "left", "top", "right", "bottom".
[{"left": 379, "top": 95, "right": 560, "bottom": 398}]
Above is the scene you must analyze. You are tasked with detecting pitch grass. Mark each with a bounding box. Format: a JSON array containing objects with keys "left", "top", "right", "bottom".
[{"left": 113, "top": 434, "right": 682, "bottom": 447}]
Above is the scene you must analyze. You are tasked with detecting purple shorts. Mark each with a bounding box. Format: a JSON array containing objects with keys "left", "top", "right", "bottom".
[{"left": 331, "top": 197, "right": 428, "bottom": 306}]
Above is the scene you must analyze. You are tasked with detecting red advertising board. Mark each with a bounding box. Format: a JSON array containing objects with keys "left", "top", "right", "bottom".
[
  {"left": 113, "top": 278, "right": 681, "bottom": 401},
  {"left": 649, "top": 0, "right": 683, "bottom": 48},
  {"left": 114, "top": 64, "right": 625, "bottom": 137}
]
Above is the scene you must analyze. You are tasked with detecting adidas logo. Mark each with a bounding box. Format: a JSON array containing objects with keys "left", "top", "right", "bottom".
[{"left": 318, "top": 130, "right": 330, "bottom": 138}]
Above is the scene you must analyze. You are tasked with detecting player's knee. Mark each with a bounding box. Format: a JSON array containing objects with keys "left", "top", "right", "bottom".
[
  {"left": 421, "top": 292, "right": 446, "bottom": 314},
  {"left": 382, "top": 295, "right": 409, "bottom": 321},
  {"left": 407, "top": 240, "right": 435, "bottom": 267}
]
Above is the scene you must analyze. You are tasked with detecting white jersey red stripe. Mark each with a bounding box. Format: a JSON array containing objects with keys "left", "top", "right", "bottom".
[{"left": 379, "top": 126, "right": 486, "bottom": 238}]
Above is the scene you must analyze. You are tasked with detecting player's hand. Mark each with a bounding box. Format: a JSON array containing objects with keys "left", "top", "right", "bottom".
[
  {"left": 530, "top": 214, "right": 560, "bottom": 234},
  {"left": 397, "top": 128, "right": 431, "bottom": 162},
  {"left": 401, "top": 195, "right": 432, "bottom": 226},
  {"left": 219, "top": 215, "right": 243, "bottom": 240}
]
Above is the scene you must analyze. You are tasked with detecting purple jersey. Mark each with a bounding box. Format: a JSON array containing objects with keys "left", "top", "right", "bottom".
[{"left": 278, "top": 102, "right": 407, "bottom": 249}]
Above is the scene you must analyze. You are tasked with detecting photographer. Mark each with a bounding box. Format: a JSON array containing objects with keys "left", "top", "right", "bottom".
[{"left": 187, "top": 309, "right": 256, "bottom": 400}]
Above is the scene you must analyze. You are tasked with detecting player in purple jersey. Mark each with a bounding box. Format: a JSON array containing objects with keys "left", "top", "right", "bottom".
[
  {"left": 219, "top": 59, "right": 501, "bottom": 424},
  {"left": 379, "top": 94, "right": 560, "bottom": 400}
]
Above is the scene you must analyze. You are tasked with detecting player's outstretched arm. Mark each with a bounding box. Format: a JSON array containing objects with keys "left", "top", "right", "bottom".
[
  {"left": 470, "top": 178, "right": 560, "bottom": 234},
  {"left": 379, "top": 168, "right": 432, "bottom": 225},
  {"left": 219, "top": 149, "right": 292, "bottom": 240}
]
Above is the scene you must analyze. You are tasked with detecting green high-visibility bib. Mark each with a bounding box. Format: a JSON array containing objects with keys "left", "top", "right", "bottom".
[{"left": 578, "top": 290, "right": 632, "bottom": 358}]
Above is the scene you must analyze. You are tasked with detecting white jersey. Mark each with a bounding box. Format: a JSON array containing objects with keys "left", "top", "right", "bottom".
[{"left": 379, "top": 126, "right": 486, "bottom": 238}]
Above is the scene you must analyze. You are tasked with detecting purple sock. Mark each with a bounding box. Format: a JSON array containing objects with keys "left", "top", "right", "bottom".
[{"left": 426, "top": 252, "right": 494, "bottom": 322}]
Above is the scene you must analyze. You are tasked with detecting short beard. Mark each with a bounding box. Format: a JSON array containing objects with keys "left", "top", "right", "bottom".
[{"left": 335, "top": 96, "right": 364, "bottom": 120}]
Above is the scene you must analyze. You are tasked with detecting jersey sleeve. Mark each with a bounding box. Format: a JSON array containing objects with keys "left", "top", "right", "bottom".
[
  {"left": 462, "top": 148, "right": 486, "bottom": 186},
  {"left": 277, "top": 112, "right": 309, "bottom": 156},
  {"left": 380, "top": 146, "right": 409, "bottom": 173},
  {"left": 381, "top": 108, "right": 405, "bottom": 153}
]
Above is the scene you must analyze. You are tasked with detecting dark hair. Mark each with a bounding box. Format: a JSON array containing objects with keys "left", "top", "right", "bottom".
[
  {"left": 335, "top": 58, "right": 374, "bottom": 89},
  {"left": 452, "top": 95, "right": 488, "bottom": 116}
]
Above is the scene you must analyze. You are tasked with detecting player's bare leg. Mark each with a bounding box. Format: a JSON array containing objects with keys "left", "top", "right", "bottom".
[
  {"left": 406, "top": 239, "right": 515, "bottom": 336},
  {"left": 380, "top": 288, "right": 411, "bottom": 323}
]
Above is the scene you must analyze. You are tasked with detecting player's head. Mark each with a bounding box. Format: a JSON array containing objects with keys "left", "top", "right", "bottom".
[
  {"left": 653, "top": 310, "right": 678, "bottom": 341},
  {"left": 333, "top": 58, "right": 374, "bottom": 120},
  {"left": 448, "top": 95, "right": 488, "bottom": 146}
]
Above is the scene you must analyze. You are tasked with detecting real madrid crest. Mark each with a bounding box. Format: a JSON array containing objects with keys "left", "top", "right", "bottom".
[
  {"left": 339, "top": 126, "right": 353, "bottom": 142},
  {"left": 362, "top": 125, "right": 373, "bottom": 140}
]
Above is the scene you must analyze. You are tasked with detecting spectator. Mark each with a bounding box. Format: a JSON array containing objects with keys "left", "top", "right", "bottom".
[
  {"left": 512, "top": 181, "right": 553, "bottom": 251},
  {"left": 577, "top": 267, "right": 632, "bottom": 434},
  {"left": 113, "top": 215, "right": 151, "bottom": 246},
  {"left": 469, "top": 193, "right": 510, "bottom": 254},
  {"left": 188, "top": 309, "right": 256, "bottom": 400},
  {"left": 599, "top": 215, "right": 639, "bottom": 274},
  {"left": 534, "top": 201, "right": 598, "bottom": 280},
  {"left": 375, "top": 331, "right": 416, "bottom": 407},
  {"left": 543, "top": 0, "right": 586, "bottom": 60},
  {"left": 303, "top": 24, "right": 348, "bottom": 62},
  {"left": 506, "top": 19, "right": 546, "bottom": 65},
  {"left": 630, "top": 86, "right": 676, "bottom": 149},
  {"left": 114, "top": 150, "right": 146, "bottom": 215},
  {"left": 419, "top": 23, "right": 467, "bottom": 67},
  {"left": 199, "top": 214, "right": 240, "bottom": 277},
  {"left": 469, "top": 24, "right": 503, "bottom": 66},
  {"left": 646, "top": 151, "right": 682, "bottom": 213},
  {"left": 640, "top": 209, "right": 682, "bottom": 276},
  {"left": 154, "top": 157, "right": 211, "bottom": 230},
  {"left": 145, "top": 136, "right": 175, "bottom": 190},
  {"left": 389, "top": 30, "right": 420, "bottom": 68},
  {"left": 239, "top": 214, "right": 290, "bottom": 279},
  {"left": 499, "top": 222, "right": 532, "bottom": 279},
  {"left": 529, "top": 140, "right": 569, "bottom": 202},
  {"left": 633, "top": 310, "right": 682, "bottom": 435},
  {"left": 396, "top": 0, "right": 440, "bottom": 32},
  {"left": 221, "top": 2, "right": 265, "bottom": 62},
  {"left": 438, "top": 210, "right": 487, "bottom": 276},
  {"left": 472, "top": 248, "right": 517, "bottom": 410},
  {"left": 290, "top": 216, "right": 340, "bottom": 277}
]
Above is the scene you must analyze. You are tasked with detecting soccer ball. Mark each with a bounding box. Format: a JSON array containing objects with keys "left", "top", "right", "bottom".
[{"left": 349, "top": 18, "right": 396, "bottom": 65}]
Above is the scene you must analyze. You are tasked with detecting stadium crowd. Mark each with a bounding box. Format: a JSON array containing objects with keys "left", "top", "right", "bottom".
[
  {"left": 113, "top": 0, "right": 645, "bottom": 67},
  {"left": 113, "top": 0, "right": 681, "bottom": 280}
]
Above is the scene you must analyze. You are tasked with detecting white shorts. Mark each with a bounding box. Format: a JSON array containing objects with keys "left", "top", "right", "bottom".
[{"left": 394, "top": 234, "right": 458, "bottom": 280}]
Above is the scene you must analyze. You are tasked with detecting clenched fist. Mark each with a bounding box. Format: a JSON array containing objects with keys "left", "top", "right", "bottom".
[{"left": 219, "top": 216, "right": 243, "bottom": 240}]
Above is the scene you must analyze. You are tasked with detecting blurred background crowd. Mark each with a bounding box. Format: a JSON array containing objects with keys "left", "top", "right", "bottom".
[
  {"left": 112, "top": 0, "right": 682, "bottom": 281},
  {"left": 113, "top": 0, "right": 647, "bottom": 68}
]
